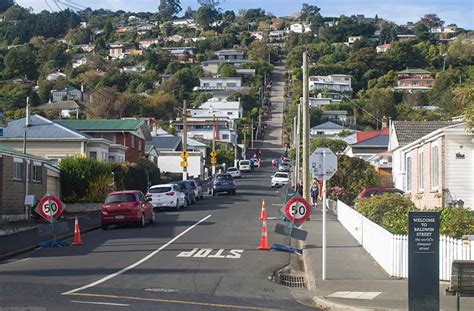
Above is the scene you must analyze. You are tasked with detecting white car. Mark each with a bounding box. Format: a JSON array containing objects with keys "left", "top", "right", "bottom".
[
  {"left": 226, "top": 167, "right": 241, "bottom": 178},
  {"left": 146, "top": 184, "right": 187, "bottom": 211},
  {"left": 239, "top": 160, "right": 253, "bottom": 172},
  {"left": 271, "top": 172, "right": 290, "bottom": 187}
]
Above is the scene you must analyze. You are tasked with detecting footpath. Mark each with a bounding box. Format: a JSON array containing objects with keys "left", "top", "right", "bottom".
[
  {"left": 0, "top": 211, "right": 100, "bottom": 260},
  {"left": 301, "top": 206, "right": 473, "bottom": 310}
]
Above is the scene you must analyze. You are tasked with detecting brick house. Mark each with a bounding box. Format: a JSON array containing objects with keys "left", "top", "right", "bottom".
[
  {"left": 393, "top": 68, "right": 435, "bottom": 92},
  {"left": 0, "top": 144, "right": 60, "bottom": 221},
  {"left": 55, "top": 119, "right": 152, "bottom": 163}
]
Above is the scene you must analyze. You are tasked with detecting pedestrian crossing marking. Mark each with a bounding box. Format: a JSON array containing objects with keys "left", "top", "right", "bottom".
[{"left": 326, "top": 291, "right": 382, "bottom": 300}]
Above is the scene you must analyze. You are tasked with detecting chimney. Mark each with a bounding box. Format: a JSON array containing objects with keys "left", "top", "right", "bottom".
[{"left": 382, "top": 116, "right": 388, "bottom": 129}]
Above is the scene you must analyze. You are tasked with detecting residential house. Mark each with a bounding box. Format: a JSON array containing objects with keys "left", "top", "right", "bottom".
[
  {"left": 321, "top": 110, "right": 350, "bottom": 124},
  {"left": 194, "top": 77, "right": 243, "bottom": 92},
  {"left": 162, "top": 47, "right": 194, "bottom": 63},
  {"left": 171, "top": 19, "right": 196, "bottom": 28},
  {"left": 52, "top": 85, "right": 83, "bottom": 102},
  {"left": 0, "top": 115, "right": 125, "bottom": 165},
  {"left": 55, "top": 119, "right": 151, "bottom": 163},
  {"left": 46, "top": 71, "right": 66, "bottom": 81},
  {"left": 139, "top": 39, "right": 160, "bottom": 50},
  {"left": 191, "top": 98, "right": 243, "bottom": 120},
  {"left": 344, "top": 133, "right": 389, "bottom": 160},
  {"left": 109, "top": 43, "right": 125, "bottom": 59},
  {"left": 145, "top": 144, "right": 158, "bottom": 166},
  {"left": 395, "top": 123, "right": 472, "bottom": 210},
  {"left": 308, "top": 74, "right": 353, "bottom": 97},
  {"left": 121, "top": 65, "right": 146, "bottom": 74},
  {"left": 346, "top": 36, "right": 362, "bottom": 46},
  {"left": 290, "top": 23, "right": 304, "bottom": 33},
  {"left": 376, "top": 43, "right": 391, "bottom": 53},
  {"left": 201, "top": 59, "right": 250, "bottom": 74},
  {"left": 269, "top": 30, "right": 286, "bottom": 42},
  {"left": 166, "top": 34, "right": 184, "bottom": 43},
  {"left": 215, "top": 49, "right": 245, "bottom": 61},
  {"left": 236, "top": 69, "right": 256, "bottom": 77},
  {"left": 394, "top": 68, "right": 435, "bottom": 92},
  {"left": 36, "top": 100, "right": 81, "bottom": 119},
  {"left": 367, "top": 152, "right": 393, "bottom": 187},
  {"left": 72, "top": 54, "right": 89, "bottom": 69},
  {"left": 307, "top": 93, "right": 343, "bottom": 108},
  {"left": 310, "top": 121, "right": 344, "bottom": 136},
  {"left": 0, "top": 144, "right": 61, "bottom": 221},
  {"left": 397, "top": 34, "right": 417, "bottom": 42},
  {"left": 430, "top": 26, "right": 456, "bottom": 34},
  {"left": 388, "top": 120, "right": 460, "bottom": 197},
  {"left": 250, "top": 32, "right": 264, "bottom": 40},
  {"left": 171, "top": 118, "right": 235, "bottom": 144}
]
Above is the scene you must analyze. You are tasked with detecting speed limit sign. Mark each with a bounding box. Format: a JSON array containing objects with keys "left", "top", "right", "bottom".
[
  {"left": 36, "top": 194, "right": 64, "bottom": 222},
  {"left": 284, "top": 197, "right": 311, "bottom": 224}
]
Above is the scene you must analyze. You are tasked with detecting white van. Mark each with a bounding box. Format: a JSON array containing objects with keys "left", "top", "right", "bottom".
[{"left": 238, "top": 160, "right": 253, "bottom": 172}]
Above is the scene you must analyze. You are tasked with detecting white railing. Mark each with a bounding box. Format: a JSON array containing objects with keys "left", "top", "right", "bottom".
[{"left": 336, "top": 200, "right": 474, "bottom": 281}]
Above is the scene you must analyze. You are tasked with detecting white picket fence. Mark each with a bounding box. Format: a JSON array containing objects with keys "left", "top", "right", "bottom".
[{"left": 336, "top": 200, "right": 474, "bottom": 281}]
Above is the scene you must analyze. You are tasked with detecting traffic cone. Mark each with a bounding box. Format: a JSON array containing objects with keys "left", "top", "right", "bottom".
[
  {"left": 71, "top": 216, "right": 83, "bottom": 246},
  {"left": 257, "top": 219, "right": 271, "bottom": 250},
  {"left": 259, "top": 200, "right": 267, "bottom": 220}
]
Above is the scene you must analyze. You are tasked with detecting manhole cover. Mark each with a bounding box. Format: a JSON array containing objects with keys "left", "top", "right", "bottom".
[{"left": 275, "top": 271, "right": 307, "bottom": 288}]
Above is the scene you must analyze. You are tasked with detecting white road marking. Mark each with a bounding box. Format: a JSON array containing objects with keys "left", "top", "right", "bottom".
[
  {"left": 176, "top": 248, "right": 198, "bottom": 257},
  {"left": 62, "top": 214, "right": 212, "bottom": 295},
  {"left": 327, "top": 291, "right": 382, "bottom": 300},
  {"left": 71, "top": 300, "right": 130, "bottom": 306},
  {"left": 194, "top": 248, "right": 213, "bottom": 258},
  {"left": 177, "top": 248, "right": 244, "bottom": 259}
]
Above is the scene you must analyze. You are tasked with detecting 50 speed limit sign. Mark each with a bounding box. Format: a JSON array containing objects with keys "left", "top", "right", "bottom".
[
  {"left": 284, "top": 197, "right": 311, "bottom": 224},
  {"left": 35, "top": 194, "right": 64, "bottom": 222}
]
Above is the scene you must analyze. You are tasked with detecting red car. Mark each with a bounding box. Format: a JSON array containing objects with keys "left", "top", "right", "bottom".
[
  {"left": 101, "top": 190, "right": 155, "bottom": 230},
  {"left": 357, "top": 187, "right": 404, "bottom": 199}
]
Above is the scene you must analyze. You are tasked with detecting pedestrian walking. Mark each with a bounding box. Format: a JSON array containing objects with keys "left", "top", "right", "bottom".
[{"left": 311, "top": 178, "right": 319, "bottom": 207}]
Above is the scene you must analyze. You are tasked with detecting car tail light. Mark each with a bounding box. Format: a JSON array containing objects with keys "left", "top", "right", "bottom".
[{"left": 165, "top": 191, "right": 175, "bottom": 196}]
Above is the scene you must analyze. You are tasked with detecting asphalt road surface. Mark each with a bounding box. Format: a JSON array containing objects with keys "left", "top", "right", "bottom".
[{"left": 0, "top": 156, "right": 318, "bottom": 310}]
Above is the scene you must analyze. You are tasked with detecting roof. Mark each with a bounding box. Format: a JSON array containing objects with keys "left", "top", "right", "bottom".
[
  {"left": 392, "top": 121, "right": 459, "bottom": 146},
  {"left": 0, "top": 115, "right": 89, "bottom": 140},
  {"left": 187, "top": 137, "right": 206, "bottom": 147},
  {"left": 55, "top": 119, "right": 145, "bottom": 131},
  {"left": 155, "top": 127, "right": 173, "bottom": 136},
  {"left": 321, "top": 110, "right": 348, "bottom": 115},
  {"left": 397, "top": 68, "right": 431, "bottom": 75},
  {"left": 312, "top": 121, "right": 343, "bottom": 130},
  {"left": 54, "top": 85, "right": 80, "bottom": 93},
  {"left": 201, "top": 59, "right": 249, "bottom": 65},
  {"left": 0, "top": 144, "right": 47, "bottom": 161},
  {"left": 36, "top": 101, "right": 80, "bottom": 111},
  {"left": 149, "top": 136, "right": 181, "bottom": 151},
  {"left": 356, "top": 128, "right": 389, "bottom": 143},
  {"left": 352, "top": 135, "right": 389, "bottom": 147},
  {"left": 200, "top": 100, "right": 240, "bottom": 110},
  {"left": 200, "top": 77, "right": 242, "bottom": 81},
  {"left": 215, "top": 49, "right": 245, "bottom": 55}
]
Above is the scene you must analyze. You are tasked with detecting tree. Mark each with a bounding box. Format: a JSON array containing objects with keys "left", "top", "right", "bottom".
[
  {"left": 447, "top": 36, "right": 474, "bottom": 67},
  {"left": 195, "top": 4, "right": 219, "bottom": 30},
  {"left": 0, "top": 0, "right": 14, "bottom": 13},
  {"left": 300, "top": 3, "right": 320, "bottom": 23},
  {"left": 452, "top": 84, "right": 474, "bottom": 117},
  {"left": 359, "top": 88, "right": 396, "bottom": 126},
  {"left": 158, "top": 0, "right": 182, "bottom": 22},
  {"left": 412, "top": 22, "right": 429, "bottom": 40},
  {"left": 103, "top": 20, "right": 114, "bottom": 41},
  {"left": 419, "top": 13, "right": 444, "bottom": 28},
  {"left": 86, "top": 87, "right": 133, "bottom": 119},
  {"left": 217, "top": 63, "right": 237, "bottom": 77},
  {"left": 248, "top": 40, "right": 271, "bottom": 62},
  {"left": 310, "top": 138, "right": 348, "bottom": 154},
  {"left": 4, "top": 46, "right": 38, "bottom": 79},
  {"left": 142, "top": 92, "right": 177, "bottom": 120}
]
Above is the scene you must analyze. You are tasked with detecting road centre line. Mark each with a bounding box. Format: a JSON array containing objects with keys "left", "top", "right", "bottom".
[
  {"left": 62, "top": 214, "right": 212, "bottom": 295},
  {"left": 71, "top": 300, "right": 130, "bottom": 307},
  {"left": 67, "top": 292, "right": 278, "bottom": 310}
]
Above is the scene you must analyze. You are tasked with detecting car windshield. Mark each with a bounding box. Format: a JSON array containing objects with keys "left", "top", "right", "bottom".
[
  {"left": 227, "top": 168, "right": 237, "bottom": 172},
  {"left": 216, "top": 174, "right": 233, "bottom": 180},
  {"left": 275, "top": 173, "right": 288, "bottom": 178},
  {"left": 149, "top": 187, "right": 172, "bottom": 193},
  {"left": 105, "top": 193, "right": 136, "bottom": 203},
  {"left": 240, "top": 161, "right": 250, "bottom": 165}
]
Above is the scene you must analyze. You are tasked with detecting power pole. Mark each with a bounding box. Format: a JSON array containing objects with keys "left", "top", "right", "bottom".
[
  {"left": 293, "top": 115, "right": 297, "bottom": 187},
  {"left": 182, "top": 100, "right": 188, "bottom": 181},
  {"left": 234, "top": 122, "right": 238, "bottom": 167},
  {"left": 302, "top": 52, "right": 310, "bottom": 203},
  {"left": 251, "top": 118, "right": 254, "bottom": 149},
  {"left": 296, "top": 103, "right": 301, "bottom": 188},
  {"left": 243, "top": 128, "right": 247, "bottom": 160},
  {"left": 24, "top": 97, "right": 30, "bottom": 221},
  {"left": 212, "top": 115, "right": 216, "bottom": 175}
]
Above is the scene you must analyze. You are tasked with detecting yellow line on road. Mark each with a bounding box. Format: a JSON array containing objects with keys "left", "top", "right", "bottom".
[{"left": 67, "top": 292, "right": 280, "bottom": 310}]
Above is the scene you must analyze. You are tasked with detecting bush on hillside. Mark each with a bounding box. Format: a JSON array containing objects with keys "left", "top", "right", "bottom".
[{"left": 439, "top": 207, "right": 474, "bottom": 238}]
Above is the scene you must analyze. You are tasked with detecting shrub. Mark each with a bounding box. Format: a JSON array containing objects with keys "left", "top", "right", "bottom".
[
  {"left": 355, "top": 193, "right": 417, "bottom": 234},
  {"left": 439, "top": 207, "right": 474, "bottom": 238},
  {"left": 327, "top": 186, "right": 354, "bottom": 205}
]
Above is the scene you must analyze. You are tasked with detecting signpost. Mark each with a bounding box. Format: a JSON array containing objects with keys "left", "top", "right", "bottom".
[
  {"left": 408, "top": 212, "right": 439, "bottom": 311},
  {"left": 0, "top": 111, "right": 4, "bottom": 137},
  {"left": 284, "top": 197, "right": 311, "bottom": 224},
  {"left": 210, "top": 150, "right": 217, "bottom": 166},
  {"left": 36, "top": 194, "right": 64, "bottom": 223},
  {"left": 310, "top": 147, "right": 338, "bottom": 280}
]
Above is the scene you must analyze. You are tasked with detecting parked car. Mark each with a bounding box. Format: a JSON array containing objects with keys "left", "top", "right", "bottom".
[
  {"left": 239, "top": 159, "right": 253, "bottom": 172},
  {"left": 101, "top": 191, "right": 155, "bottom": 230},
  {"left": 226, "top": 167, "right": 241, "bottom": 178},
  {"left": 271, "top": 172, "right": 290, "bottom": 187},
  {"left": 146, "top": 184, "right": 187, "bottom": 211},
  {"left": 187, "top": 180, "right": 203, "bottom": 200},
  {"left": 211, "top": 173, "right": 237, "bottom": 195},
  {"left": 357, "top": 187, "right": 404, "bottom": 199},
  {"left": 278, "top": 161, "right": 290, "bottom": 172},
  {"left": 173, "top": 181, "right": 196, "bottom": 205}
]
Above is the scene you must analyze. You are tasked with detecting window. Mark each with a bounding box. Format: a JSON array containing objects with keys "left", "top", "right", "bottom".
[
  {"left": 431, "top": 146, "right": 439, "bottom": 189},
  {"left": 222, "top": 134, "right": 229, "bottom": 140},
  {"left": 203, "top": 83, "right": 209, "bottom": 87},
  {"left": 317, "top": 131, "right": 325, "bottom": 135},
  {"left": 217, "top": 83, "right": 222, "bottom": 87},
  {"left": 227, "top": 112, "right": 233, "bottom": 115},
  {"left": 33, "top": 163, "right": 42, "bottom": 182},
  {"left": 14, "top": 159, "right": 23, "bottom": 180},
  {"left": 418, "top": 151, "right": 424, "bottom": 191},
  {"left": 227, "top": 83, "right": 236, "bottom": 87},
  {"left": 406, "top": 156, "right": 412, "bottom": 192},
  {"left": 89, "top": 151, "right": 97, "bottom": 159},
  {"left": 131, "top": 135, "right": 136, "bottom": 149},
  {"left": 108, "top": 156, "right": 115, "bottom": 162}
]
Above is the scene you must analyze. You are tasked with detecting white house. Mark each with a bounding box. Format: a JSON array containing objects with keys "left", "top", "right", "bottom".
[
  {"left": 310, "top": 121, "right": 344, "bottom": 136},
  {"left": 376, "top": 43, "right": 391, "bottom": 53},
  {"left": 195, "top": 98, "right": 243, "bottom": 119},
  {"left": 347, "top": 36, "right": 362, "bottom": 45},
  {"left": 250, "top": 32, "right": 264, "bottom": 40},
  {"left": 121, "top": 65, "right": 146, "bottom": 74},
  {"left": 46, "top": 71, "right": 67, "bottom": 81},
  {"left": 394, "top": 123, "right": 473, "bottom": 210},
  {"left": 157, "top": 151, "right": 203, "bottom": 178},
  {"left": 194, "top": 77, "right": 243, "bottom": 92},
  {"left": 308, "top": 74, "right": 352, "bottom": 97},
  {"left": 215, "top": 49, "right": 245, "bottom": 60},
  {"left": 290, "top": 23, "right": 304, "bottom": 33},
  {"left": 171, "top": 118, "right": 235, "bottom": 144},
  {"left": 72, "top": 54, "right": 89, "bottom": 69},
  {"left": 171, "top": 19, "right": 196, "bottom": 29}
]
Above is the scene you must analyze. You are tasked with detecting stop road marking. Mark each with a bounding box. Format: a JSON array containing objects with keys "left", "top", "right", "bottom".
[{"left": 177, "top": 248, "right": 244, "bottom": 259}]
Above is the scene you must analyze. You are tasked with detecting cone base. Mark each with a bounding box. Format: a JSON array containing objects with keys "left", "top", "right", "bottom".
[
  {"left": 257, "top": 246, "right": 270, "bottom": 250},
  {"left": 71, "top": 241, "right": 83, "bottom": 246}
]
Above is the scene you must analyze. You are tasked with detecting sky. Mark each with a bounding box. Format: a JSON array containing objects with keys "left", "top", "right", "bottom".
[{"left": 16, "top": 0, "right": 474, "bottom": 29}]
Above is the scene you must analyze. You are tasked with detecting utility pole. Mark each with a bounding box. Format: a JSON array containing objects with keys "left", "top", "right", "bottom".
[
  {"left": 293, "top": 115, "right": 297, "bottom": 187},
  {"left": 24, "top": 97, "right": 30, "bottom": 221},
  {"left": 212, "top": 115, "right": 216, "bottom": 175},
  {"left": 234, "top": 122, "right": 238, "bottom": 167},
  {"left": 182, "top": 100, "right": 187, "bottom": 181},
  {"left": 302, "top": 52, "right": 310, "bottom": 203},
  {"left": 243, "top": 128, "right": 247, "bottom": 160},
  {"left": 296, "top": 103, "right": 301, "bottom": 188},
  {"left": 251, "top": 118, "right": 254, "bottom": 149},
  {"left": 23, "top": 97, "right": 30, "bottom": 154}
]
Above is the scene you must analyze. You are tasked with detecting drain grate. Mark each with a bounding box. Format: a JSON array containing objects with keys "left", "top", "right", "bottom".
[{"left": 275, "top": 272, "right": 307, "bottom": 288}]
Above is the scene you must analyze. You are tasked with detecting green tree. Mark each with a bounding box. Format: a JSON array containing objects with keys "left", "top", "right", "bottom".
[
  {"left": 412, "top": 22, "right": 430, "bottom": 40},
  {"left": 248, "top": 40, "right": 271, "bottom": 62},
  {"left": 4, "top": 46, "right": 38, "bottom": 79},
  {"left": 419, "top": 13, "right": 444, "bottom": 28},
  {"left": 310, "top": 137, "right": 348, "bottom": 154},
  {"left": 142, "top": 92, "right": 178, "bottom": 120},
  {"left": 195, "top": 4, "right": 219, "bottom": 30},
  {"left": 217, "top": 63, "right": 237, "bottom": 77},
  {"left": 300, "top": 3, "right": 320, "bottom": 23},
  {"left": 447, "top": 35, "right": 474, "bottom": 67},
  {"left": 359, "top": 88, "right": 396, "bottom": 126},
  {"left": 158, "top": 0, "right": 182, "bottom": 22},
  {"left": 103, "top": 20, "right": 114, "bottom": 41}
]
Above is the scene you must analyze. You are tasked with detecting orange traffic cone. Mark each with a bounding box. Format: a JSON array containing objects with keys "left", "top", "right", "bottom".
[
  {"left": 71, "top": 216, "right": 83, "bottom": 246},
  {"left": 257, "top": 219, "right": 271, "bottom": 250},
  {"left": 259, "top": 200, "right": 267, "bottom": 220}
]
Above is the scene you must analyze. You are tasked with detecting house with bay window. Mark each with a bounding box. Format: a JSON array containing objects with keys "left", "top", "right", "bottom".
[{"left": 389, "top": 121, "right": 472, "bottom": 209}]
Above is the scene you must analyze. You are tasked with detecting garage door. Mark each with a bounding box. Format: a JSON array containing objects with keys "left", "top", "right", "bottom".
[{"left": 47, "top": 175, "right": 59, "bottom": 197}]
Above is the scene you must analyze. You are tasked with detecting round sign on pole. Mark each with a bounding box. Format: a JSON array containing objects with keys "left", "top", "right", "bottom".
[
  {"left": 36, "top": 194, "right": 64, "bottom": 222},
  {"left": 284, "top": 197, "right": 311, "bottom": 224}
]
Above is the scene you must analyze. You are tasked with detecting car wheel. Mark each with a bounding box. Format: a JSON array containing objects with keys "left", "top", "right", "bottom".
[
  {"left": 101, "top": 224, "right": 108, "bottom": 230},
  {"left": 149, "top": 211, "right": 156, "bottom": 224},
  {"left": 139, "top": 213, "right": 146, "bottom": 228}
]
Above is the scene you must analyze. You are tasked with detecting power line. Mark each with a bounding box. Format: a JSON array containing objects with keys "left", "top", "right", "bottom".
[{"left": 44, "top": 0, "right": 55, "bottom": 12}]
